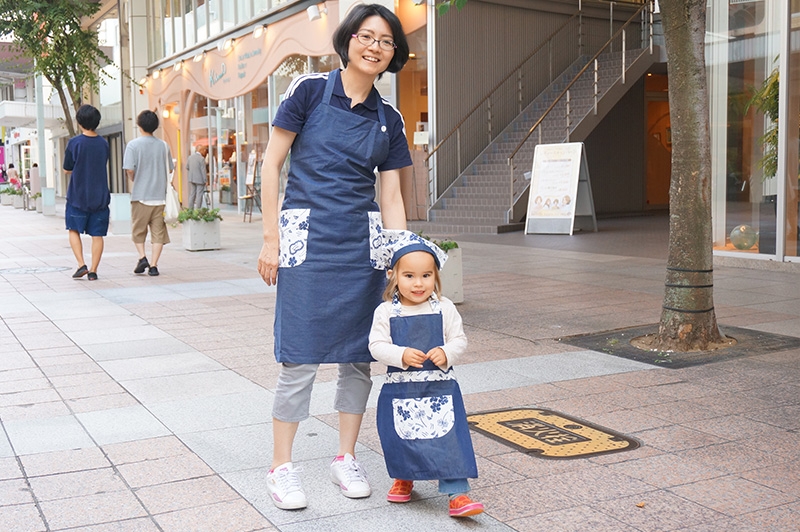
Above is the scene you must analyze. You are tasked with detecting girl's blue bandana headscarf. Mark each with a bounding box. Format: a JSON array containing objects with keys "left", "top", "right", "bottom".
[{"left": 380, "top": 230, "right": 448, "bottom": 270}]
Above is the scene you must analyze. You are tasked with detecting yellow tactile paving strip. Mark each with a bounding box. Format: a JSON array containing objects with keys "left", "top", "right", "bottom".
[{"left": 468, "top": 408, "right": 639, "bottom": 459}]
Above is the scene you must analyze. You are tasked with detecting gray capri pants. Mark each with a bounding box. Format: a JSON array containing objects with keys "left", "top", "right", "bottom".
[{"left": 272, "top": 362, "right": 372, "bottom": 422}]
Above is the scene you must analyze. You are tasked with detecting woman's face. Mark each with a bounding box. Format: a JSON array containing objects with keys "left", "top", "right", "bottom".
[{"left": 347, "top": 15, "right": 395, "bottom": 78}]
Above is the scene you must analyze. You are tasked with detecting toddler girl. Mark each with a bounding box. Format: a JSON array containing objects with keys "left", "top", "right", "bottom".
[{"left": 369, "top": 231, "right": 483, "bottom": 517}]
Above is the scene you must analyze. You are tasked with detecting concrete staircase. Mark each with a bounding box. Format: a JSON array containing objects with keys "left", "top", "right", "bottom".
[{"left": 410, "top": 47, "right": 659, "bottom": 236}]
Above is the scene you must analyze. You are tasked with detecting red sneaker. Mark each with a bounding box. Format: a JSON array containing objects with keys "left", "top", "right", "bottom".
[
  {"left": 449, "top": 494, "right": 484, "bottom": 517},
  {"left": 387, "top": 479, "right": 413, "bottom": 503}
]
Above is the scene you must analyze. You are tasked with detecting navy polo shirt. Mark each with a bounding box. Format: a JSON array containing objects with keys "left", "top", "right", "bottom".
[
  {"left": 63, "top": 134, "right": 110, "bottom": 212},
  {"left": 272, "top": 71, "right": 412, "bottom": 172}
]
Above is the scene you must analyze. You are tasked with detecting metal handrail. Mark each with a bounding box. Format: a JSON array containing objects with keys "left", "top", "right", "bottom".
[
  {"left": 506, "top": 1, "right": 652, "bottom": 218},
  {"left": 507, "top": 3, "right": 650, "bottom": 163},
  {"left": 424, "top": 11, "right": 580, "bottom": 164}
]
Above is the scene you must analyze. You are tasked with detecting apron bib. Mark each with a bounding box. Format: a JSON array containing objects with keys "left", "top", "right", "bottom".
[
  {"left": 275, "top": 70, "right": 390, "bottom": 364},
  {"left": 377, "top": 297, "right": 478, "bottom": 481}
]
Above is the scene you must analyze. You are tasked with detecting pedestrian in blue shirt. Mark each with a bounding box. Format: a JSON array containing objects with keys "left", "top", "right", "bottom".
[
  {"left": 63, "top": 105, "right": 110, "bottom": 281},
  {"left": 256, "top": 3, "right": 412, "bottom": 511}
]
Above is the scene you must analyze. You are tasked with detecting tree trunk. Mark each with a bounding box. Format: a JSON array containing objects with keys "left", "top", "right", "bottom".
[
  {"left": 651, "top": 0, "right": 726, "bottom": 351},
  {"left": 52, "top": 81, "right": 76, "bottom": 137}
]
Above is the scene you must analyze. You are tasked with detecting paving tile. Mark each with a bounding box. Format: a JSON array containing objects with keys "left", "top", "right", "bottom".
[
  {"left": 103, "top": 436, "right": 193, "bottom": 465},
  {"left": 27, "top": 468, "right": 128, "bottom": 501},
  {"left": 20, "top": 447, "right": 110, "bottom": 477},
  {"left": 0, "top": 503, "right": 46, "bottom": 532},
  {"left": 99, "top": 352, "right": 225, "bottom": 381},
  {"left": 116, "top": 453, "right": 215, "bottom": 488},
  {"left": 0, "top": 478, "right": 35, "bottom": 505},
  {"left": 0, "top": 457, "right": 22, "bottom": 480},
  {"left": 117, "top": 370, "right": 264, "bottom": 404},
  {"left": 593, "top": 490, "right": 727, "bottom": 530},
  {"left": 506, "top": 505, "right": 639, "bottom": 532},
  {"left": 147, "top": 390, "right": 273, "bottom": 434},
  {"left": 631, "top": 425, "right": 728, "bottom": 453},
  {"left": 4, "top": 415, "right": 95, "bottom": 455},
  {"left": 81, "top": 337, "right": 195, "bottom": 362},
  {"left": 66, "top": 393, "right": 140, "bottom": 414},
  {"left": 76, "top": 405, "right": 171, "bottom": 446},
  {"left": 152, "top": 499, "right": 273, "bottom": 532},
  {"left": 679, "top": 441, "right": 786, "bottom": 475},
  {"left": 0, "top": 400, "right": 72, "bottom": 422},
  {"left": 134, "top": 475, "right": 241, "bottom": 514},
  {"left": 547, "top": 466, "right": 657, "bottom": 505},
  {"left": 669, "top": 476, "right": 795, "bottom": 517},
  {"left": 52, "top": 517, "right": 162, "bottom": 531},
  {"left": 607, "top": 452, "right": 725, "bottom": 488},
  {"left": 469, "top": 478, "right": 582, "bottom": 521},
  {"left": 38, "top": 489, "right": 148, "bottom": 530}
]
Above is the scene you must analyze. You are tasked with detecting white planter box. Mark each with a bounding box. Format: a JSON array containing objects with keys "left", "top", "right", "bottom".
[
  {"left": 440, "top": 247, "right": 463, "bottom": 304},
  {"left": 1, "top": 194, "right": 13, "bottom": 206},
  {"left": 182, "top": 219, "right": 221, "bottom": 251},
  {"left": 13, "top": 195, "right": 24, "bottom": 209},
  {"left": 36, "top": 197, "right": 43, "bottom": 213}
]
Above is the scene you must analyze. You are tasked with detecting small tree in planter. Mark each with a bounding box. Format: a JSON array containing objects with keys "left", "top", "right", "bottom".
[
  {"left": 8, "top": 187, "right": 24, "bottom": 209},
  {"left": 178, "top": 207, "right": 223, "bottom": 251},
  {"left": 417, "top": 232, "right": 463, "bottom": 303}
]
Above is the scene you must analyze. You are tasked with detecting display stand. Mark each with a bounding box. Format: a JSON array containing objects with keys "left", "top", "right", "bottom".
[{"left": 524, "top": 142, "right": 597, "bottom": 235}]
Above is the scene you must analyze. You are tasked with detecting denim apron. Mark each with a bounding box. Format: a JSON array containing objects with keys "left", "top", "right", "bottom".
[
  {"left": 275, "top": 69, "right": 389, "bottom": 364},
  {"left": 377, "top": 296, "right": 478, "bottom": 481}
]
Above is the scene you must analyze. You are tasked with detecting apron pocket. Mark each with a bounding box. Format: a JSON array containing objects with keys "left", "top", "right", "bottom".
[
  {"left": 392, "top": 395, "right": 455, "bottom": 440},
  {"left": 279, "top": 208, "right": 310, "bottom": 268},
  {"left": 368, "top": 211, "right": 389, "bottom": 270}
]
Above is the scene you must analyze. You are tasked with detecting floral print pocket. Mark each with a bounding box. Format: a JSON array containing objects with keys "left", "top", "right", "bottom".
[
  {"left": 392, "top": 395, "right": 455, "bottom": 440},
  {"left": 279, "top": 208, "right": 310, "bottom": 268},
  {"left": 368, "top": 211, "right": 389, "bottom": 270}
]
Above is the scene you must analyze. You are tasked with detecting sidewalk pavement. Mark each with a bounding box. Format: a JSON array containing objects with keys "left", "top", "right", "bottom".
[{"left": 1, "top": 203, "right": 798, "bottom": 531}]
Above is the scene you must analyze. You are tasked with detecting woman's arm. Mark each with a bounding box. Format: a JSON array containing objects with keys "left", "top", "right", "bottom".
[
  {"left": 378, "top": 168, "right": 407, "bottom": 230},
  {"left": 257, "top": 126, "right": 296, "bottom": 286}
]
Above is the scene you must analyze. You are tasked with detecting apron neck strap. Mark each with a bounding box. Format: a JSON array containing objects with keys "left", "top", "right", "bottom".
[{"left": 323, "top": 69, "right": 387, "bottom": 128}]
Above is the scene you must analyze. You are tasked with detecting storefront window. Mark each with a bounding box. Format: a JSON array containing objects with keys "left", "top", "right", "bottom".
[{"left": 784, "top": 0, "right": 800, "bottom": 258}]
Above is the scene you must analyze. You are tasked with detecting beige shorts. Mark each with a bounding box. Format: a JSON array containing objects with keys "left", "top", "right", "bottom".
[{"left": 131, "top": 201, "right": 170, "bottom": 244}]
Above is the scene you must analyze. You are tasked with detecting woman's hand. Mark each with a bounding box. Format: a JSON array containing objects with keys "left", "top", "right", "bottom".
[
  {"left": 257, "top": 239, "right": 279, "bottom": 286},
  {"left": 427, "top": 347, "right": 448, "bottom": 369},
  {"left": 402, "top": 348, "right": 427, "bottom": 369}
]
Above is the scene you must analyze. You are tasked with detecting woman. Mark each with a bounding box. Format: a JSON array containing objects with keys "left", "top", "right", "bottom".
[{"left": 256, "top": 4, "right": 410, "bottom": 511}]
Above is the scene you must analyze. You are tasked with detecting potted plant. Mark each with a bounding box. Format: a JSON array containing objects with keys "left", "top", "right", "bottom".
[
  {"left": 31, "top": 191, "right": 43, "bottom": 213},
  {"left": 220, "top": 184, "right": 231, "bottom": 204},
  {"left": 417, "top": 232, "right": 463, "bottom": 303},
  {"left": 9, "top": 187, "right": 24, "bottom": 209},
  {"left": 178, "top": 207, "right": 223, "bottom": 251},
  {"left": 0, "top": 186, "right": 12, "bottom": 206}
]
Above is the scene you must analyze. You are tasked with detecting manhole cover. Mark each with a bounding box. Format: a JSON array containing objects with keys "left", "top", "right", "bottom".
[
  {"left": 0, "top": 267, "right": 71, "bottom": 274},
  {"left": 468, "top": 408, "right": 639, "bottom": 459}
]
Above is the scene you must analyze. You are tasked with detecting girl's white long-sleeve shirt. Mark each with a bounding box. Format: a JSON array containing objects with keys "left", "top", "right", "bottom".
[{"left": 368, "top": 296, "right": 467, "bottom": 371}]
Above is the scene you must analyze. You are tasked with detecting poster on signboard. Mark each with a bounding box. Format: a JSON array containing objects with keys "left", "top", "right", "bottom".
[{"left": 525, "top": 142, "right": 597, "bottom": 235}]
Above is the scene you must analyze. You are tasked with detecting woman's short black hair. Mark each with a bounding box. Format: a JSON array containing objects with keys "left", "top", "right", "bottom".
[
  {"left": 137, "top": 110, "right": 160, "bottom": 134},
  {"left": 76, "top": 105, "right": 101, "bottom": 131},
  {"left": 332, "top": 3, "right": 409, "bottom": 75}
]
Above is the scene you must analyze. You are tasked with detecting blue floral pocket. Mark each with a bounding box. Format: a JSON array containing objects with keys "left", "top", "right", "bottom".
[
  {"left": 279, "top": 208, "right": 310, "bottom": 268},
  {"left": 392, "top": 395, "right": 455, "bottom": 440},
  {"left": 368, "top": 211, "right": 389, "bottom": 270}
]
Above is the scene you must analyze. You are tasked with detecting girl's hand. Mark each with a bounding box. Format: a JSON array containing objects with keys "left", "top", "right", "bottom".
[
  {"left": 402, "top": 348, "right": 427, "bottom": 369},
  {"left": 427, "top": 347, "right": 448, "bottom": 369},
  {"left": 257, "top": 239, "right": 279, "bottom": 286}
]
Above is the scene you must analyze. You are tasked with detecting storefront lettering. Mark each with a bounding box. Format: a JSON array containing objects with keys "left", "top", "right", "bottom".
[
  {"left": 209, "top": 63, "right": 227, "bottom": 87},
  {"left": 236, "top": 48, "right": 262, "bottom": 81}
]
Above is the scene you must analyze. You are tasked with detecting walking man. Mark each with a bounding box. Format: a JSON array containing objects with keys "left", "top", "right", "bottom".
[{"left": 186, "top": 145, "right": 207, "bottom": 209}]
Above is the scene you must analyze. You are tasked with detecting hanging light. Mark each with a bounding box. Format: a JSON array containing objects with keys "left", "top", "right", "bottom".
[{"left": 253, "top": 25, "right": 265, "bottom": 39}]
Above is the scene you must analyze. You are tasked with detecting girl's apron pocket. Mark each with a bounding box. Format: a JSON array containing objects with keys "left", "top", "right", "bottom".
[{"left": 392, "top": 395, "right": 455, "bottom": 440}]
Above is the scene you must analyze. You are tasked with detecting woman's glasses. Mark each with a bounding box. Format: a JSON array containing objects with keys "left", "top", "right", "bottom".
[{"left": 351, "top": 33, "right": 396, "bottom": 51}]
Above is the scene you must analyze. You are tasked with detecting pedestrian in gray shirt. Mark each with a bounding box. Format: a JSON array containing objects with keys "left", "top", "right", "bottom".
[{"left": 123, "top": 110, "right": 174, "bottom": 277}]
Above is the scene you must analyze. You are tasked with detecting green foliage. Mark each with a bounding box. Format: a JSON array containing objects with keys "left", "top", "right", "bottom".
[
  {"left": 0, "top": 0, "right": 113, "bottom": 136},
  {"left": 746, "top": 68, "right": 780, "bottom": 179},
  {"left": 415, "top": 231, "right": 458, "bottom": 251},
  {"left": 436, "top": 0, "right": 469, "bottom": 15},
  {"left": 30, "top": 191, "right": 42, "bottom": 199},
  {"left": 177, "top": 207, "right": 223, "bottom": 223}
]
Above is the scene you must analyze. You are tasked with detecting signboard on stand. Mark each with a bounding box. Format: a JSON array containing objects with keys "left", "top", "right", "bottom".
[{"left": 524, "top": 142, "right": 597, "bottom": 235}]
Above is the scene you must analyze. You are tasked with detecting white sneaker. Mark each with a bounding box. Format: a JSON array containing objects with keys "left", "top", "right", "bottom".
[
  {"left": 329, "top": 453, "right": 371, "bottom": 498},
  {"left": 266, "top": 462, "right": 307, "bottom": 510}
]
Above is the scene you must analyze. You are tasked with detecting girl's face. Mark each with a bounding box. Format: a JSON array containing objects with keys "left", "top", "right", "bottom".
[
  {"left": 347, "top": 15, "right": 395, "bottom": 77},
  {"left": 393, "top": 251, "right": 437, "bottom": 306}
]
